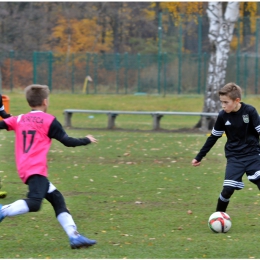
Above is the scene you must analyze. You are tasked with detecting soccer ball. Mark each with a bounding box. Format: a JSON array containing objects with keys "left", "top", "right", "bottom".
[{"left": 208, "top": 211, "right": 232, "bottom": 233}]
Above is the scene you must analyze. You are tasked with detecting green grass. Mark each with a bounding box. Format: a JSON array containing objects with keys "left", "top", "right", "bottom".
[{"left": 1, "top": 93, "right": 260, "bottom": 258}]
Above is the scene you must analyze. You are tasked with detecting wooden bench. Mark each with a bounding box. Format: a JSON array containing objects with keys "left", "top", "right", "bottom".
[{"left": 63, "top": 109, "right": 218, "bottom": 130}]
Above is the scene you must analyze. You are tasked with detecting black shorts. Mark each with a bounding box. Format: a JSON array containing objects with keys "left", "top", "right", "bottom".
[
  {"left": 26, "top": 174, "right": 50, "bottom": 199},
  {"left": 224, "top": 154, "right": 260, "bottom": 190}
]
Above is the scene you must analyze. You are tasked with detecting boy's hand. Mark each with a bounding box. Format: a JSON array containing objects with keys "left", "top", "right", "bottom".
[
  {"left": 191, "top": 159, "right": 200, "bottom": 167},
  {"left": 86, "top": 135, "right": 97, "bottom": 143},
  {"left": 0, "top": 112, "right": 12, "bottom": 118}
]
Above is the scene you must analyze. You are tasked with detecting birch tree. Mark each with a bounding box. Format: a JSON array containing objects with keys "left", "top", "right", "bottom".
[{"left": 197, "top": 2, "right": 240, "bottom": 130}]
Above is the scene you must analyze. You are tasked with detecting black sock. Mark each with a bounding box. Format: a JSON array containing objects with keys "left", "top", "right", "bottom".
[
  {"left": 256, "top": 179, "right": 260, "bottom": 190},
  {"left": 216, "top": 198, "right": 229, "bottom": 212}
]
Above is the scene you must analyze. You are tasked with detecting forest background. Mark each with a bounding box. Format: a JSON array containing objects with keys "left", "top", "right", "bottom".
[{"left": 0, "top": 2, "right": 260, "bottom": 94}]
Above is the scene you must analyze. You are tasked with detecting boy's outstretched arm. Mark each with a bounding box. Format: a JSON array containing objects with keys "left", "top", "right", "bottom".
[{"left": 48, "top": 118, "right": 98, "bottom": 147}]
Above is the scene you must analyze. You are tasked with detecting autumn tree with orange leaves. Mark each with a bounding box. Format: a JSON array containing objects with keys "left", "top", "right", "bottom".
[{"left": 51, "top": 16, "right": 113, "bottom": 54}]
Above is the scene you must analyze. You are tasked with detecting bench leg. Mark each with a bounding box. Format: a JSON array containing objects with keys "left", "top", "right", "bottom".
[
  {"left": 107, "top": 113, "right": 118, "bottom": 129},
  {"left": 64, "top": 112, "right": 72, "bottom": 127},
  {"left": 152, "top": 114, "right": 163, "bottom": 130}
]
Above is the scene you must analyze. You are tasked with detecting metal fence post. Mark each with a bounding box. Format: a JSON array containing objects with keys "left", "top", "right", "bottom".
[
  {"left": 48, "top": 51, "right": 53, "bottom": 92},
  {"left": 178, "top": 18, "right": 183, "bottom": 94},
  {"left": 157, "top": 12, "right": 162, "bottom": 94},
  {"left": 157, "top": 52, "right": 161, "bottom": 94},
  {"left": 244, "top": 53, "right": 248, "bottom": 96},
  {"left": 124, "top": 52, "right": 128, "bottom": 94},
  {"left": 94, "top": 53, "right": 98, "bottom": 94},
  {"left": 9, "top": 50, "right": 14, "bottom": 92},
  {"left": 236, "top": 18, "right": 241, "bottom": 86},
  {"left": 163, "top": 52, "right": 167, "bottom": 95},
  {"left": 116, "top": 53, "right": 119, "bottom": 94},
  {"left": 71, "top": 53, "right": 75, "bottom": 93},
  {"left": 255, "top": 18, "right": 259, "bottom": 94},
  {"left": 86, "top": 52, "right": 90, "bottom": 94},
  {"left": 137, "top": 53, "right": 141, "bottom": 92},
  {"left": 203, "top": 52, "right": 207, "bottom": 94},
  {"left": 33, "top": 51, "right": 37, "bottom": 84},
  {"left": 197, "top": 15, "right": 202, "bottom": 94}
]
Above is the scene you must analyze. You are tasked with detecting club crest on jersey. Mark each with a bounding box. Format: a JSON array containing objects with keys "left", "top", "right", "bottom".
[{"left": 242, "top": 114, "right": 249, "bottom": 123}]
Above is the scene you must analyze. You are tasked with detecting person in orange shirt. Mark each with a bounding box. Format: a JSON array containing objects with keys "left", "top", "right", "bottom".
[
  {"left": 0, "top": 94, "right": 11, "bottom": 198},
  {"left": 0, "top": 94, "right": 11, "bottom": 119}
]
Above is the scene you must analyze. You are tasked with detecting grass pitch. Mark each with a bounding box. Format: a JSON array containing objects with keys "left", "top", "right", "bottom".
[{"left": 0, "top": 92, "right": 260, "bottom": 258}]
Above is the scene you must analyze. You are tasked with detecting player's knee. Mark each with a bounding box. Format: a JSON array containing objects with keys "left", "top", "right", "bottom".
[
  {"left": 24, "top": 198, "right": 42, "bottom": 212},
  {"left": 45, "top": 190, "right": 69, "bottom": 217},
  {"left": 221, "top": 186, "right": 235, "bottom": 199}
]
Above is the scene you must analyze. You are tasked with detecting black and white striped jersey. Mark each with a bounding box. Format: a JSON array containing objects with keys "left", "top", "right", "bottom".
[{"left": 195, "top": 102, "right": 260, "bottom": 162}]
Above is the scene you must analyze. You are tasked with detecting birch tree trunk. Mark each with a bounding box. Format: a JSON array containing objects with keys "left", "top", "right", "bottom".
[{"left": 197, "top": 2, "right": 240, "bottom": 131}]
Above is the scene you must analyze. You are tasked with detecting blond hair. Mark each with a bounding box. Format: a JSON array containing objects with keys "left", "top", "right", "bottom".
[
  {"left": 24, "top": 84, "right": 50, "bottom": 107},
  {"left": 218, "top": 82, "right": 242, "bottom": 100}
]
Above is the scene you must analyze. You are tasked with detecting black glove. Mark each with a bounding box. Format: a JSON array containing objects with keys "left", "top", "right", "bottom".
[{"left": 0, "top": 111, "right": 11, "bottom": 118}]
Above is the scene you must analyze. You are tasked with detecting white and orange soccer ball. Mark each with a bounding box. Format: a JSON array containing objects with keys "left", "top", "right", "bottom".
[{"left": 208, "top": 211, "right": 232, "bottom": 233}]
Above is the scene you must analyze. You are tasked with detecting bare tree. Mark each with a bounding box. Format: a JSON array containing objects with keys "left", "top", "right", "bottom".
[{"left": 196, "top": 2, "right": 240, "bottom": 131}]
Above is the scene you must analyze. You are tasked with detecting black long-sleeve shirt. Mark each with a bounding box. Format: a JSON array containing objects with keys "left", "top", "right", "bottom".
[{"left": 195, "top": 102, "right": 260, "bottom": 162}]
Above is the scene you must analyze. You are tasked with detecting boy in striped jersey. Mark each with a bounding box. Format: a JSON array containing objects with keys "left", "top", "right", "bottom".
[
  {"left": 192, "top": 82, "right": 260, "bottom": 212},
  {"left": 0, "top": 85, "right": 97, "bottom": 249}
]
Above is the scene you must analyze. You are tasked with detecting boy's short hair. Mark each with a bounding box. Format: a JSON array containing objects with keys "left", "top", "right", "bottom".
[
  {"left": 24, "top": 84, "right": 50, "bottom": 107},
  {"left": 218, "top": 82, "right": 242, "bottom": 100}
]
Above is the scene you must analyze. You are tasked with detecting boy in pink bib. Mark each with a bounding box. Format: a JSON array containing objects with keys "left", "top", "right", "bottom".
[{"left": 0, "top": 84, "right": 97, "bottom": 249}]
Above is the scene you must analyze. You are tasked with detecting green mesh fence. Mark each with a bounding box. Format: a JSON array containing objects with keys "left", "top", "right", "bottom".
[
  {"left": 1, "top": 16, "right": 260, "bottom": 95},
  {"left": 1, "top": 51, "right": 260, "bottom": 95}
]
